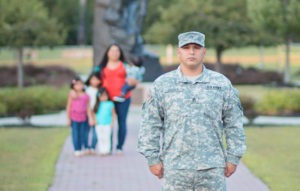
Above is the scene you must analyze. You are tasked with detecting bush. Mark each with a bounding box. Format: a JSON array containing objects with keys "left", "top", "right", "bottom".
[
  {"left": 0, "top": 86, "right": 68, "bottom": 119},
  {"left": 0, "top": 65, "right": 76, "bottom": 87},
  {"left": 0, "top": 102, "right": 7, "bottom": 116},
  {"left": 255, "top": 89, "right": 300, "bottom": 115},
  {"left": 240, "top": 95, "right": 257, "bottom": 119}
]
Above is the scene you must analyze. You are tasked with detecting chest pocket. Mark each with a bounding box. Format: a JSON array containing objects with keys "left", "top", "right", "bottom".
[
  {"left": 194, "top": 86, "right": 223, "bottom": 120},
  {"left": 162, "top": 88, "right": 191, "bottom": 122}
]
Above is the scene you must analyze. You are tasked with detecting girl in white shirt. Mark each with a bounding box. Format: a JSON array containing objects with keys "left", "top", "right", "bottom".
[{"left": 85, "top": 72, "right": 102, "bottom": 154}]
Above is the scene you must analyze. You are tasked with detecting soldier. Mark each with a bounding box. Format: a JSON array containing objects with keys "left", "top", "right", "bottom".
[{"left": 137, "top": 31, "right": 246, "bottom": 191}]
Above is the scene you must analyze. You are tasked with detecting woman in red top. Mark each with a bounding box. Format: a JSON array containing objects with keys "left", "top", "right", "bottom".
[{"left": 98, "top": 44, "right": 138, "bottom": 154}]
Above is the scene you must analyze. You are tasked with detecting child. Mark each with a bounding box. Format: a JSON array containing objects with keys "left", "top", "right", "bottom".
[
  {"left": 93, "top": 87, "right": 116, "bottom": 155},
  {"left": 113, "top": 60, "right": 145, "bottom": 102},
  {"left": 66, "top": 77, "right": 94, "bottom": 157},
  {"left": 85, "top": 72, "right": 102, "bottom": 154}
]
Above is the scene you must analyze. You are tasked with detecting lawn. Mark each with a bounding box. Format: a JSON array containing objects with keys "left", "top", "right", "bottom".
[
  {"left": 0, "top": 127, "right": 69, "bottom": 191},
  {"left": 243, "top": 126, "right": 300, "bottom": 191}
]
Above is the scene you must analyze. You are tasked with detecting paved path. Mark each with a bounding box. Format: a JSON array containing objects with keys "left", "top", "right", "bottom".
[{"left": 48, "top": 106, "right": 270, "bottom": 191}]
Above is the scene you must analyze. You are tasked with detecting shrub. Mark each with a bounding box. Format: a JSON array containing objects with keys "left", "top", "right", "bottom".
[
  {"left": 255, "top": 89, "right": 300, "bottom": 115},
  {"left": 0, "top": 102, "right": 7, "bottom": 116},
  {"left": 240, "top": 95, "right": 257, "bottom": 119},
  {"left": 0, "top": 86, "right": 68, "bottom": 120}
]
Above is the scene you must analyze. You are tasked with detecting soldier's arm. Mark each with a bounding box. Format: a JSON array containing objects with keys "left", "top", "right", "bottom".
[
  {"left": 223, "top": 84, "right": 246, "bottom": 165},
  {"left": 137, "top": 85, "right": 164, "bottom": 166}
]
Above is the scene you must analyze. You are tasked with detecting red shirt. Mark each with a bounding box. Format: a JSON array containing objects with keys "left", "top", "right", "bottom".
[{"left": 102, "top": 62, "right": 131, "bottom": 100}]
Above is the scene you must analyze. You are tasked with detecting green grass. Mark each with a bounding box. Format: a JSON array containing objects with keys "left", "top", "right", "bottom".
[
  {"left": 243, "top": 127, "right": 300, "bottom": 191},
  {"left": 0, "top": 127, "right": 69, "bottom": 191}
]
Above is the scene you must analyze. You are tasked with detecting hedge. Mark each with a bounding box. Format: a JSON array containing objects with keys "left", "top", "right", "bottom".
[
  {"left": 0, "top": 86, "right": 68, "bottom": 119},
  {"left": 240, "top": 88, "right": 300, "bottom": 117},
  {"left": 254, "top": 89, "right": 300, "bottom": 116}
]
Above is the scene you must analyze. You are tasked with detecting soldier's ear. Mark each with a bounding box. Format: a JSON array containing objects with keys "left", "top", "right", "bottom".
[
  {"left": 202, "top": 48, "right": 206, "bottom": 57},
  {"left": 177, "top": 48, "right": 181, "bottom": 55}
]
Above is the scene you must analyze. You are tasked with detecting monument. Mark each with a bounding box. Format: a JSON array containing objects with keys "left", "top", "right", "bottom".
[{"left": 93, "top": 0, "right": 163, "bottom": 81}]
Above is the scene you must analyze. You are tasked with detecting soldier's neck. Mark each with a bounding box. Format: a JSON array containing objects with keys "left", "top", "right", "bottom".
[{"left": 180, "top": 64, "right": 203, "bottom": 77}]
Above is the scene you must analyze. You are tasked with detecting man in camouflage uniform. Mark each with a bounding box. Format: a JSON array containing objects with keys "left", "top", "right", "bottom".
[{"left": 137, "top": 31, "right": 246, "bottom": 191}]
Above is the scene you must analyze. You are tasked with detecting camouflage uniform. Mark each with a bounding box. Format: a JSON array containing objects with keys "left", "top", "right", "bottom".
[{"left": 137, "top": 65, "right": 246, "bottom": 190}]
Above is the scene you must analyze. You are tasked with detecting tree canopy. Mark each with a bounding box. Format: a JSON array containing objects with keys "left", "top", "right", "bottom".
[
  {"left": 143, "top": 0, "right": 255, "bottom": 71},
  {"left": 42, "top": 0, "right": 94, "bottom": 45},
  {"left": 0, "top": 0, "right": 65, "bottom": 48},
  {"left": 248, "top": 0, "right": 300, "bottom": 83},
  {"left": 0, "top": 0, "right": 65, "bottom": 88}
]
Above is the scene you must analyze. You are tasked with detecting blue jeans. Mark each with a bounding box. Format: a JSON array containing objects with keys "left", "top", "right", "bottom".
[
  {"left": 114, "top": 97, "right": 131, "bottom": 150},
  {"left": 71, "top": 120, "right": 86, "bottom": 151},
  {"left": 83, "top": 120, "right": 90, "bottom": 149},
  {"left": 121, "top": 82, "right": 136, "bottom": 95},
  {"left": 90, "top": 126, "right": 97, "bottom": 149}
]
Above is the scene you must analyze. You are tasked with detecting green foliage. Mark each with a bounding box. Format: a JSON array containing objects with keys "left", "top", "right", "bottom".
[
  {"left": 240, "top": 94, "right": 257, "bottom": 119},
  {"left": 255, "top": 89, "right": 300, "bottom": 115},
  {"left": 248, "top": 0, "right": 300, "bottom": 40},
  {"left": 42, "top": 0, "right": 94, "bottom": 45},
  {"left": 143, "top": 0, "right": 172, "bottom": 35},
  {"left": 244, "top": 127, "right": 300, "bottom": 191},
  {"left": 0, "top": 0, "right": 65, "bottom": 48},
  {"left": 0, "top": 127, "right": 69, "bottom": 191},
  {"left": 0, "top": 102, "right": 7, "bottom": 116},
  {"left": 144, "top": 0, "right": 255, "bottom": 63},
  {"left": 0, "top": 86, "right": 68, "bottom": 119}
]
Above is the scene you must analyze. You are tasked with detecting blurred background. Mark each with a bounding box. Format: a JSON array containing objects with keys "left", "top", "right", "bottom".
[{"left": 0, "top": 0, "right": 299, "bottom": 191}]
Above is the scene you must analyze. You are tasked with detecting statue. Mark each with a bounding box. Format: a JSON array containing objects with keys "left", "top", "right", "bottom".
[{"left": 93, "top": 0, "right": 163, "bottom": 81}]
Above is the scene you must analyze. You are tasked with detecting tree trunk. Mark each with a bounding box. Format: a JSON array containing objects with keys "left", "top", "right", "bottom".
[
  {"left": 92, "top": 0, "right": 111, "bottom": 67},
  {"left": 215, "top": 47, "right": 223, "bottom": 73},
  {"left": 78, "top": 0, "right": 87, "bottom": 45},
  {"left": 259, "top": 45, "right": 265, "bottom": 69},
  {"left": 283, "top": 37, "right": 291, "bottom": 84},
  {"left": 16, "top": 48, "right": 24, "bottom": 88}
]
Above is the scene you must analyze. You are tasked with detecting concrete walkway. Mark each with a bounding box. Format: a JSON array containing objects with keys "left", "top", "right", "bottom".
[{"left": 47, "top": 106, "right": 270, "bottom": 191}]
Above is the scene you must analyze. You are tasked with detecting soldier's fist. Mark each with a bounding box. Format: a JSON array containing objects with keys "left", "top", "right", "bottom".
[{"left": 149, "top": 163, "right": 163, "bottom": 179}]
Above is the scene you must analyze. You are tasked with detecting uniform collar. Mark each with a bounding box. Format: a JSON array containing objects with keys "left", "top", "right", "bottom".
[{"left": 176, "top": 64, "right": 210, "bottom": 84}]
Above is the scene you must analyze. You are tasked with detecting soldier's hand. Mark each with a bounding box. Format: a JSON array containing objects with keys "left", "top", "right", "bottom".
[
  {"left": 149, "top": 163, "right": 163, "bottom": 179},
  {"left": 225, "top": 162, "right": 237, "bottom": 177}
]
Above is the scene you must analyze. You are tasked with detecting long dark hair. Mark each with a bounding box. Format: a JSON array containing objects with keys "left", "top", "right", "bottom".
[
  {"left": 98, "top": 43, "right": 126, "bottom": 73},
  {"left": 93, "top": 87, "right": 109, "bottom": 113}
]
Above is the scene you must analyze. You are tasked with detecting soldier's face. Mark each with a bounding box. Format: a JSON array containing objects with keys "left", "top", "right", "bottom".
[
  {"left": 108, "top": 45, "right": 121, "bottom": 61},
  {"left": 177, "top": 43, "right": 206, "bottom": 70}
]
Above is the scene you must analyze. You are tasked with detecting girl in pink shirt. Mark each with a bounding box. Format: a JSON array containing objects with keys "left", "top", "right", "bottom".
[{"left": 66, "top": 77, "right": 94, "bottom": 157}]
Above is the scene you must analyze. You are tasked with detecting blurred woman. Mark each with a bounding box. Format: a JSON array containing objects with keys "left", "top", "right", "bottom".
[{"left": 97, "top": 44, "right": 138, "bottom": 154}]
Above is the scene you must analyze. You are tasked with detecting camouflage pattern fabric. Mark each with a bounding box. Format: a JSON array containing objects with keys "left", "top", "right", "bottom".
[
  {"left": 163, "top": 168, "right": 226, "bottom": 191},
  {"left": 178, "top": 31, "right": 205, "bottom": 47},
  {"left": 137, "top": 65, "right": 246, "bottom": 170}
]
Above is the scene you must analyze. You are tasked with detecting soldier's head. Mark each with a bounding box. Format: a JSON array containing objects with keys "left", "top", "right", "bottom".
[{"left": 177, "top": 31, "right": 206, "bottom": 72}]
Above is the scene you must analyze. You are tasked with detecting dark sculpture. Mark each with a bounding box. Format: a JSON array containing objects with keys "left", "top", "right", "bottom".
[
  {"left": 104, "top": 0, "right": 146, "bottom": 55},
  {"left": 93, "top": 0, "right": 163, "bottom": 81}
]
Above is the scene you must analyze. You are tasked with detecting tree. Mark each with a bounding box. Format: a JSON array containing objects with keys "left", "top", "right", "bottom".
[
  {"left": 248, "top": 0, "right": 300, "bottom": 83},
  {"left": 142, "top": 0, "right": 173, "bottom": 36},
  {"left": 42, "top": 0, "right": 94, "bottom": 45},
  {"left": 0, "top": 0, "right": 65, "bottom": 88},
  {"left": 144, "top": 0, "right": 254, "bottom": 72}
]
